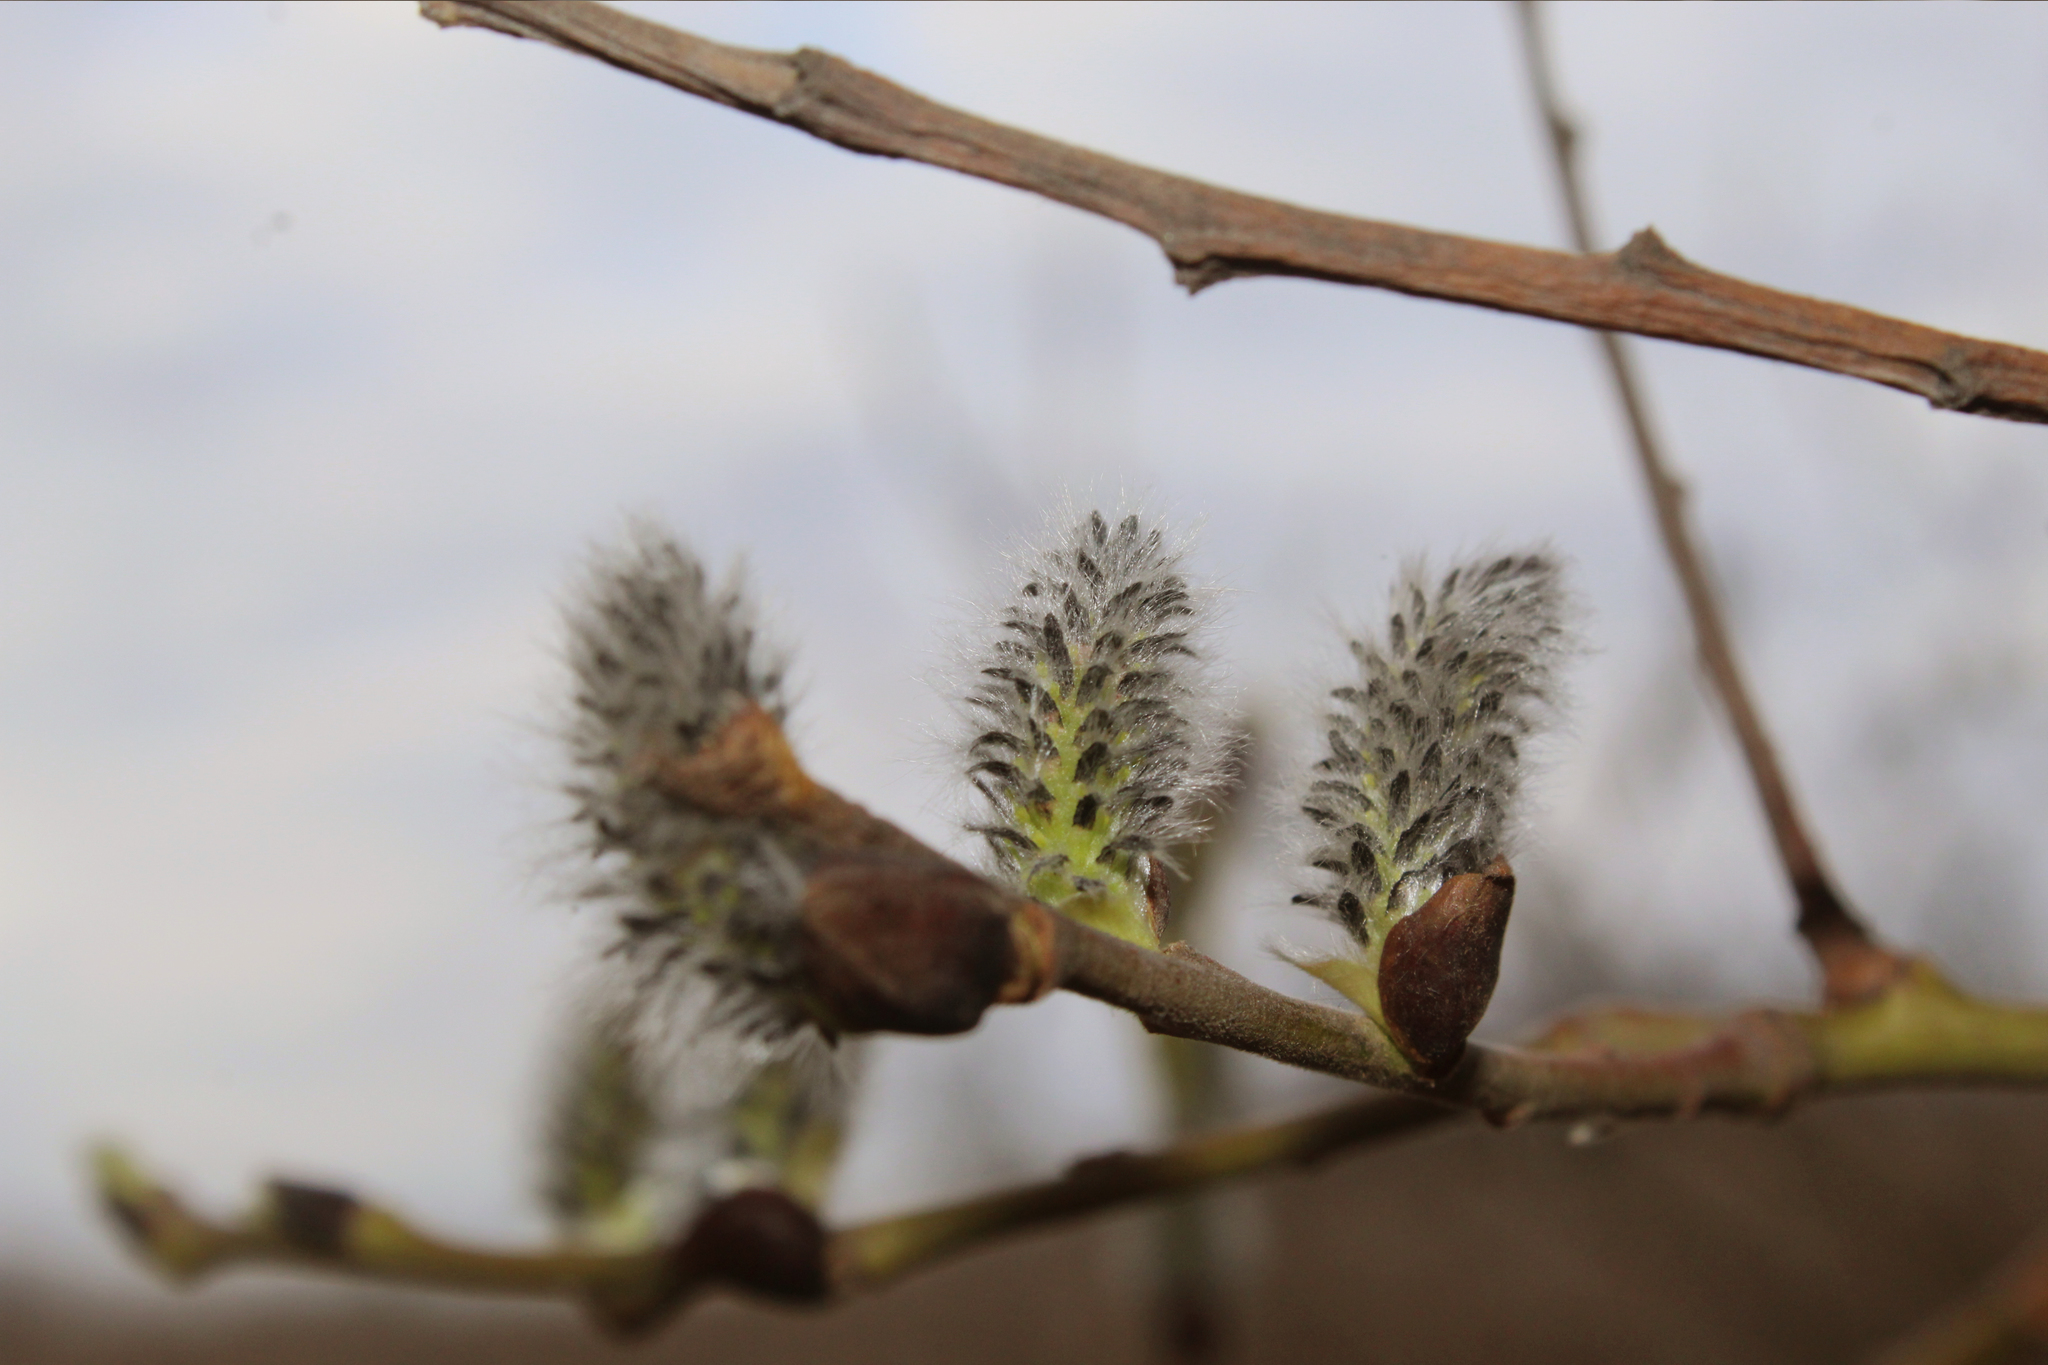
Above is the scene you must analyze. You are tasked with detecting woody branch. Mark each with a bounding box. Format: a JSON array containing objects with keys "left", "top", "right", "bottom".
[{"left": 416, "top": 0, "right": 2048, "bottom": 424}]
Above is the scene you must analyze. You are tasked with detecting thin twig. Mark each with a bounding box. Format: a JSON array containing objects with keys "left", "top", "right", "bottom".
[
  {"left": 413, "top": 0, "right": 2048, "bottom": 425},
  {"left": 1513, "top": 0, "right": 1906, "bottom": 1004},
  {"left": 831, "top": 1092, "right": 1454, "bottom": 1290},
  {"left": 97, "top": 1093, "right": 1459, "bottom": 1330}
]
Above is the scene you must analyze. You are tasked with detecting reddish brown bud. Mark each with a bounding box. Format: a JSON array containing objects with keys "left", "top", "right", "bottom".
[
  {"left": 1143, "top": 855, "right": 1171, "bottom": 940},
  {"left": 1377, "top": 857, "right": 1515, "bottom": 1078},
  {"left": 588, "top": 1188, "right": 828, "bottom": 1336},
  {"left": 678, "top": 1188, "right": 828, "bottom": 1302},
  {"left": 798, "top": 852, "right": 1033, "bottom": 1034}
]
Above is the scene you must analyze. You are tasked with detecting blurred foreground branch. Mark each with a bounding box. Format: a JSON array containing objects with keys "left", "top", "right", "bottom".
[
  {"left": 99, "top": 1094, "right": 1455, "bottom": 1334},
  {"left": 416, "top": 0, "right": 2048, "bottom": 424}
]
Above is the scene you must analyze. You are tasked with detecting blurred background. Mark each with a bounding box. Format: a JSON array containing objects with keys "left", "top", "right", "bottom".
[{"left": 5, "top": 2, "right": 2048, "bottom": 1360}]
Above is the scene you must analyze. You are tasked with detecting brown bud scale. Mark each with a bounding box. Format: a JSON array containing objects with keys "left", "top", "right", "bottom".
[
  {"left": 798, "top": 852, "right": 1027, "bottom": 1035},
  {"left": 1377, "top": 857, "right": 1515, "bottom": 1078}
]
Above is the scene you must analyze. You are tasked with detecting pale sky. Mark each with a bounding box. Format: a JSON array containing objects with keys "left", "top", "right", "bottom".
[{"left": 5, "top": 0, "right": 2048, "bottom": 1288}]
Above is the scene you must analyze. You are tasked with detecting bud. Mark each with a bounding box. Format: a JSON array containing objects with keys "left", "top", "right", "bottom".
[
  {"left": 961, "top": 508, "right": 1230, "bottom": 947},
  {"left": 1290, "top": 552, "right": 1568, "bottom": 1073}
]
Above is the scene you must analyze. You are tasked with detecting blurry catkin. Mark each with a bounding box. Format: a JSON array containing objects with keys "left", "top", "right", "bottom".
[
  {"left": 541, "top": 1000, "right": 659, "bottom": 1244},
  {"left": 559, "top": 520, "right": 807, "bottom": 1032},
  {"left": 1295, "top": 551, "right": 1566, "bottom": 956},
  {"left": 962, "top": 509, "right": 1228, "bottom": 946},
  {"left": 542, "top": 981, "right": 853, "bottom": 1249}
]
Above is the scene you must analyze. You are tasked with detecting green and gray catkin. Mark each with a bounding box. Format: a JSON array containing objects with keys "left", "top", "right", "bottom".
[
  {"left": 540, "top": 979, "right": 851, "bottom": 1249},
  {"left": 560, "top": 519, "right": 809, "bottom": 1034},
  {"left": 545, "top": 520, "right": 851, "bottom": 1247},
  {"left": 961, "top": 509, "right": 1230, "bottom": 947},
  {"left": 1291, "top": 551, "right": 1567, "bottom": 1020}
]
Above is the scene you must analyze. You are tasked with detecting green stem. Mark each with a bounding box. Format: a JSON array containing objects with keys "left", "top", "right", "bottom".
[{"left": 1807, "top": 962, "right": 2048, "bottom": 1087}]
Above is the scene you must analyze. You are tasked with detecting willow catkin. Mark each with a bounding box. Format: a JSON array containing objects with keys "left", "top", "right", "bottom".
[
  {"left": 961, "top": 509, "right": 1231, "bottom": 945},
  {"left": 1295, "top": 551, "right": 1568, "bottom": 951},
  {"left": 540, "top": 977, "right": 852, "bottom": 1247},
  {"left": 559, "top": 519, "right": 808, "bottom": 1033}
]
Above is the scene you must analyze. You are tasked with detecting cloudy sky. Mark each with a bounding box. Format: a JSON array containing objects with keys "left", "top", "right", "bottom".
[{"left": 6, "top": 0, "right": 2048, "bottom": 1289}]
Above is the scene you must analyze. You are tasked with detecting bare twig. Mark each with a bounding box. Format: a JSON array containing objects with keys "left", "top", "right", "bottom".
[
  {"left": 1870, "top": 1226, "right": 2048, "bottom": 1365},
  {"left": 831, "top": 1092, "right": 1455, "bottom": 1291},
  {"left": 98, "top": 1093, "right": 1459, "bottom": 1331},
  {"left": 414, "top": 0, "right": 2048, "bottom": 424},
  {"left": 1513, "top": 0, "right": 1907, "bottom": 1005}
]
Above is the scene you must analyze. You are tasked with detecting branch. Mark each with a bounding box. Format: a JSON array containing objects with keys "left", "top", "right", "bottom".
[
  {"left": 415, "top": 0, "right": 2048, "bottom": 425},
  {"left": 99, "top": 959, "right": 2048, "bottom": 1329},
  {"left": 830, "top": 1091, "right": 1454, "bottom": 1290},
  {"left": 95, "top": 699, "right": 2048, "bottom": 1321},
  {"left": 1513, "top": 0, "right": 1906, "bottom": 1005},
  {"left": 1054, "top": 923, "right": 2048, "bottom": 1122},
  {"left": 91, "top": 1146, "right": 673, "bottom": 1318},
  {"left": 534, "top": 702, "right": 2048, "bottom": 1119},
  {"left": 96, "top": 1093, "right": 1459, "bottom": 1332}
]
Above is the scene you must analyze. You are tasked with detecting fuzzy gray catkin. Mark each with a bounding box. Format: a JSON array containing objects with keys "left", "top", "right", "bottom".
[
  {"left": 1296, "top": 551, "right": 1566, "bottom": 950},
  {"left": 559, "top": 520, "right": 808, "bottom": 1032},
  {"left": 962, "top": 509, "right": 1227, "bottom": 945},
  {"left": 541, "top": 979, "right": 852, "bottom": 1247}
]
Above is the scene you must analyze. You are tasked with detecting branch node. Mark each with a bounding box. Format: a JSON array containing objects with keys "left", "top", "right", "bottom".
[
  {"left": 1614, "top": 225, "right": 1692, "bottom": 281},
  {"left": 266, "top": 1181, "right": 358, "bottom": 1258},
  {"left": 678, "top": 1189, "right": 829, "bottom": 1305},
  {"left": 1168, "top": 251, "right": 1251, "bottom": 295},
  {"left": 996, "top": 900, "right": 1062, "bottom": 1005},
  {"left": 419, "top": 1, "right": 550, "bottom": 45},
  {"left": 1930, "top": 342, "right": 1988, "bottom": 413}
]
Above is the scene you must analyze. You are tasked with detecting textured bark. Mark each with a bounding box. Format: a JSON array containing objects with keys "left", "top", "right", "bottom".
[{"left": 419, "top": 0, "right": 2048, "bottom": 424}]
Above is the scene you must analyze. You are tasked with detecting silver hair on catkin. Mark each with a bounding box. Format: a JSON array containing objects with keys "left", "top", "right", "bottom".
[
  {"left": 961, "top": 508, "right": 1229, "bottom": 947},
  {"left": 559, "top": 520, "right": 808, "bottom": 1032},
  {"left": 541, "top": 979, "right": 853, "bottom": 1250},
  {"left": 1293, "top": 551, "right": 1567, "bottom": 996}
]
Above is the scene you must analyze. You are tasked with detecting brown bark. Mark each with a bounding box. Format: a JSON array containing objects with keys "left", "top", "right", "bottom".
[{"left": 419, "top": 0, "right": 2048, "bottom": 424}]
